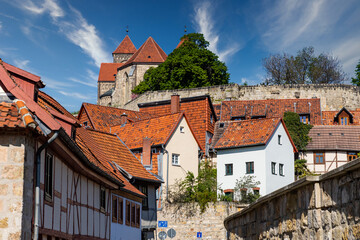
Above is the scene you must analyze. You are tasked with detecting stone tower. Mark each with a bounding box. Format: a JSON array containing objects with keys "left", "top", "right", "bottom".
[
  {"left": 97, "top": 35, "right": 137, "bottom": 106},
  {"left": 98, "top": 36, "right": 167, "bottom": 107}
]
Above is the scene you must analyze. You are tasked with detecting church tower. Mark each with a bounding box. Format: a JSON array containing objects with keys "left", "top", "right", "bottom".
[
  {"left": 97, "top": 35, "right": 167, "bottom": 107},
  {"left": 112, "top": 35, "right": 137, "bottom": 63}
]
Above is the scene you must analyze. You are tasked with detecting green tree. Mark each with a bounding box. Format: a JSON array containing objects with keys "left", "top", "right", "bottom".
[
  {"left": 169, "top": 161, "right": 217, "bottom": 213},
  {"left": 283, "top": 112, "right": 313, "bottom": 152},
  {"left": 132, "top": 33, "right": 229, "bottom": 94},
  {"left": 263, "top": 47, "right": 348, "bottom": 85},
  {"left": 351, "top": 60, "right": 360, "bottom": 86},
  {"left": 294, "top": 159, "right": 312, "bottom": 180},
  {"left": 233, "top": 175, "right": 260, "bottom": 204}
]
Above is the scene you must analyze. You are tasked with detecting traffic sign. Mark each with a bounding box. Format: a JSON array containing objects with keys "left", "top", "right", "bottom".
[
  {"left": 197, "top": 232, "right": 202, "bottom": 238},
  {"left": 158, "top": 231, "right": 167, "bottom": 240},
  {"left": 158, "top": 221, "right": 168, "bottom": 228},
  {"left": 167, "top": 228, "right": 176, "bottom": 238}
]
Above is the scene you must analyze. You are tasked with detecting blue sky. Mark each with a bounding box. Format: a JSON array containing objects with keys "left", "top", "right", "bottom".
[{"left": 0, "top": 0, "right": 359, "bottom": 112}]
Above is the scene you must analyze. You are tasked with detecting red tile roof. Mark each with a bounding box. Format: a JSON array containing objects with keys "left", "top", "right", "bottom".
[
  {"left": 113, "top": 35, "right": 137, "bottom": 54},
  {"left": 111, "top": 113, "right": 184, "bottom": 149},
  {"left": 85, "top": 129, "right": 160, "bottom": 183},
  {"left": 138, "top": 95, "right": 216, "bottom": 151},
  {"left": 98, "top": 63, "right": 123, "bottom": 82},
  {"left": 213, "top": 118, "right": 296, "bottom": 151},
  {"left": 78, "top": 103, "right": 155, "bottom": 132},
  {"left": 0, "top": 60, "right": 61, "bottom": 131},
  {"left": 0, "top": 102, "right": 30, "bottom": 128},
  {"left": 220, "top": 99, "right": 321, "bottom": 125},
  {"left": 121, "top": 37, "right": 167, "bottom": 68},
  {"left": 76, "top": 127, "right": 145, "bottom": 196},
  {"left": 322, "top": 108, "right": 360, "bottom": 125},
  {"left": 2, "top": 61, "right": 44, "bottom": 87},
  {"left": 37, "top": 91, "right": 78, "bottom": 123}
]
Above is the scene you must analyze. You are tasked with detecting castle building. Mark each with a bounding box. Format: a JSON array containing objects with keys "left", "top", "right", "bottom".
[{"left": 98, "top": 35, "right": 167, "bottom": 107}]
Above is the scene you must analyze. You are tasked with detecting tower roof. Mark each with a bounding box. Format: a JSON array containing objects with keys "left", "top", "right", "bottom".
[
  {"left": 121, "top": 37, "right": 167, "bottom": 68},
  {"left": 113, "top": 35, "right": 137, "bottom": 54}
]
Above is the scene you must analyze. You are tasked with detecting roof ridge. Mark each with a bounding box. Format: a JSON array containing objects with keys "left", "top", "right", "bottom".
[
  {"left": 83, "top": 102, "right": 139, "bottom": 113},
  {"left": 112, "top": 35, "right": 137, "bottom": 54},
  {"left": 111, "top": 112, "right": 182, "bottom": 128}
]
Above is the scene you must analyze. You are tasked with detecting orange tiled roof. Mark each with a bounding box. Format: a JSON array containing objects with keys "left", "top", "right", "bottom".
[
  {"left": 111, "top": 113, "right": 183, "bottom": 149},
  {"left": 214, "top": 118, "right": 282, "bottom": 149},
  {"left": 138, "top": 95, "right": 217, "bottom": 151},
  {"left": 79, "top": 103, "right": 155, "bottom": 132},
  {"left": 98, "top": 63, "right": 123, "bottom": 82},
  {"left": 37, "top": 91, "right": 78, "bottom": 123},
  {"left": 322, "top": 108, "right": 360, "bottom": 125},
  {"left": 113, "top": 35, "right": 137, "bottom": 54},
  {"left": 85, "top": 129, "right": 160, "bottom": 183},
  {"left": 121, "top": 37, "right": 167, "bottom": 68},
  {"left": 220, "top": 98, "right": 321, "bottom": 124},
  {"left": 76, "top": 127, "right": 145, "bottom": 196},
  {"left": 0, "top": 101, "right": 35, "bottom": 128}
]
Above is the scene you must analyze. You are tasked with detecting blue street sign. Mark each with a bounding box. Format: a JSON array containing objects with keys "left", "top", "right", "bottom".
[
  {"left": 197, "top": 232, "right": 202, "bottom": 238},
  {"left": 158, "top": 221, "right": 168, "bottom": 228}
]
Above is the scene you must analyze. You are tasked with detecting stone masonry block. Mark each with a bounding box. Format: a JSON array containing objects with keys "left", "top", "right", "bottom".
[{"left": 1, "top": 165, "right": 23, "bottom": 179}]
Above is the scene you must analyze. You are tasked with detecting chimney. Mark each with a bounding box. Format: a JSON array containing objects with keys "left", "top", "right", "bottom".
[
  {"left": 171, "top": 94, "right": 180, "bottom": 114},
  {"left": 120, "top": 113, "right": 127, "bottom": 126},
  {"left": 142, "top": 137, "right": 151, "bottom": 166}
]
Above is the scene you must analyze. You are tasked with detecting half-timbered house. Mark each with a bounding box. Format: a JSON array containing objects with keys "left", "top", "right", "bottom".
[{"left": 0, "top": 60, "right": 150, "bottom": 239}]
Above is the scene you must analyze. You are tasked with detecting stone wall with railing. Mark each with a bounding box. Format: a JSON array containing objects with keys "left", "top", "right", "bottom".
[{"left": 224, "top": 158, "right": 360, "bottom": 239}]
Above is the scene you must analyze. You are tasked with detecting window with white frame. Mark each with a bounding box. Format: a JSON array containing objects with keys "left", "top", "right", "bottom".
[{"left": 172, "top": 154, "right": 180, "bottom": 165}]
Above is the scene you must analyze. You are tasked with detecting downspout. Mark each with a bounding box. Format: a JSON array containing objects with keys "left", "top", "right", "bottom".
[
  {"left": 34, "top": 131, "right": 59, "bottom": 240},
  {"left": 161, "top": 144, "right": 169, "bottom": 202}
]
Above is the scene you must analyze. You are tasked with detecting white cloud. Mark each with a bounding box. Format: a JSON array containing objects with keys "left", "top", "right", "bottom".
[
  {"left": 18, "top": 0, "right": 111, "bottom": 66},
  {"left": 55, "top": 7, "right": 111, "bottom": 66},
  {"left": 58, "top": 90, "right": 91, "bottom": 100},
  {"left": 68, "top": 77, "right": 97, "bottom": 88},
  {"left": 333, "top": 37, "right": 360, "bottom": 77},
  {"left": 42, "top": 77, "right": 73, "bottom": 90},
  {"left": 193, "top": 1, "right": 241, "bottom": 62},
  {"left": 22, "top": 0, "right": 64, "bottom": 20},
  {"left": 13, "top": 59, "right": 30, "bottom": 69},
  {"left": 68, "top": 69, "right": 98, "bottom": 88}
]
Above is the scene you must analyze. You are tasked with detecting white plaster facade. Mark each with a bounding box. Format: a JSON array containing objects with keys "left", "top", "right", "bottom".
[{"left": 217, "top": 123, "right": 294, "bottom": 197}]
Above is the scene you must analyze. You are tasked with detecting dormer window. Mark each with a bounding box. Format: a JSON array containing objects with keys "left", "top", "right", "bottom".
[
  {"left": 341, "top": 117, "right": 348, "bottom": 125},
  {"left": 83, "top": 121, "right": 88, "bottom": 127},
  {"left": 299, "top": 114, "right": 310, "bottom": 124}
]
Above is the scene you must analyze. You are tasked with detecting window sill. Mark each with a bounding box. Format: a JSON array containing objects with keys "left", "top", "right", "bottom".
[
  {"left": 172, "top": 164, "right": 180, "bottom": 167},
  {"left": 246, "top": 172, "right": 254, "bottom": 174}
]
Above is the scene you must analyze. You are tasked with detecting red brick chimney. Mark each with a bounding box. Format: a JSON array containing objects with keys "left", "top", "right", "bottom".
[
  {"left": 142, "top": 137, "right": 151, "bottom": 166},
  {"left": 120, "top": 113, "right": 127, "bottom": 125},
  {"left": 171, "top": 94, "right": 180, "bottom": 114}
]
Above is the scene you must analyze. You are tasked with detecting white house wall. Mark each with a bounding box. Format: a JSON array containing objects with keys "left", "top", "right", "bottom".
[
  {"left": 110, "top": 193, "right": 141, "bottom": 240},
  {"left": 38, "top": 142, "right": 112, "bottom": 239},
  {"left": 217, "top": 145, "right": 266, "bottom": 196},
  {"left": 264, "top": 123, "right": 295, "bottom": 194}
]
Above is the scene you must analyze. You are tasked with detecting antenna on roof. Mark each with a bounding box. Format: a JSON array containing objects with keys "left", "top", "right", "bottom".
[
  {"left": 126, "top": 25, "right": 129, "bottom": 34},
  {"left": 184, "top": 25, "right": 187, "bottom": 33}
]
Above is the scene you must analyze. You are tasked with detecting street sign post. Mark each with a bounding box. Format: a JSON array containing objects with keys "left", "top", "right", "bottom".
[
  {"left": 158, "top": 221, "right": 168, "bottom": 228},
  {"left": 167, "top": 228, "right": 176, "bottom": 238}
]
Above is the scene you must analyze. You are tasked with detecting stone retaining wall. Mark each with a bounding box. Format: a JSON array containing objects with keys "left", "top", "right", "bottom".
[
  {"left": 224, "top": 158, "right": 360, "bottom": 239},
  {"left": 123, "top": 84, "right": 360, "bottom": 111},
  {"left": 156, "top": 202, "right": 245, "bottom": 240}
]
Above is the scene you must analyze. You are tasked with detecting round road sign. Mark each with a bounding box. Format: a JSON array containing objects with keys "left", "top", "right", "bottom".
[
  {"left": 167, "top": 228, "right": 176, "bottom": 238},
  {"left": 158, "top": 231, "right": 167, "bottom": 240}
]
